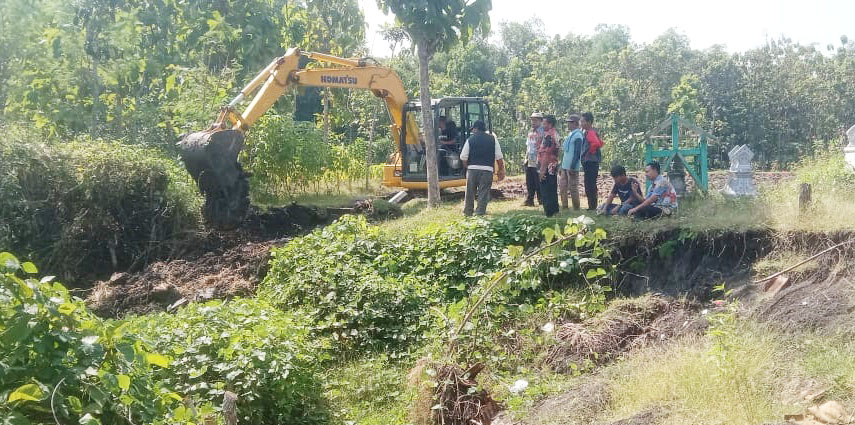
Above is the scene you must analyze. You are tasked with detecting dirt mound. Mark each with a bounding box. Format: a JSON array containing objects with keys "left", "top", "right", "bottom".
[
  {"left": 86, "top": 204, "right": 332, "bottom": 317},
  {"left": 546, "top": 296, "right": 705, "bottom": 372},
  {"left": 500, "top": 378, "right": 610, "bottom": 425},
  {"left": 605, "top": 408, "right": 667, "bottom": 425},
  {"left": 755, "top": 266, "right": 855, "bottom": 333},
  {"left": 88, "top": 239, "right": 277, "bottom": 318}
]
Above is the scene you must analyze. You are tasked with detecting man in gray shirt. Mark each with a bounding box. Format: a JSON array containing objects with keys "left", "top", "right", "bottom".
[{"left": 460, "top": 120, "right": 505, "bottom": 216}]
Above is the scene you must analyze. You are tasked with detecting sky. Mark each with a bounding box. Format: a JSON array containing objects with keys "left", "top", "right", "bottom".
[{"left": 359, "top": 0, "right": 852, "bottom": 57}]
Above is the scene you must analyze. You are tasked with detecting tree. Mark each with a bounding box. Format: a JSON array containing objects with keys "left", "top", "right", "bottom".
[
  {"left": 668, "top": 74, "right": 704, "bottom": 122},
  {"left": 376, "top": 0, "right": 492, "bottom": 207}
]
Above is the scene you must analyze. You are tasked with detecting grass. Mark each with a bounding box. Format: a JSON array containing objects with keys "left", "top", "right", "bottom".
[
  {"left": 752, "top": 250, "right": 819, "bottom": 277},
  {"left": 604, "top": 327, "right": 792, "bottom": 425},
  {"left": 799, "top": 332, "right": 855, "bottom": 403},
  {"left": 523, "top": 319, "right": 855, "bottom": 425},
  {"left": 382, "top": 189, "right": 768, "bottom": 239},
  {"left": 324, "top": 356, "right": 415, "bottom": 425},
  {"left": 378, "top": 174, "right": 855, "bottom": 241}
]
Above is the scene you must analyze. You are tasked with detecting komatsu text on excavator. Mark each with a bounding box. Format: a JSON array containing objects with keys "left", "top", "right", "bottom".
[{"left": 178, "top": 48, "right": 493, "bottom": 228}]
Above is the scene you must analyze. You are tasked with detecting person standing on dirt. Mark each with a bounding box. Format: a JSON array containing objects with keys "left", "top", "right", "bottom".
[
  {"left": 598, "top": 165, "right": 643, "bottom": 216},
  {"left": 560, "top": 114, "right": 584, "bottom": 210},
  {"left": 538, "top": 115, "right": 561, "bottom": 217},
  {"left": 461, "top": 120, "right": 505, "bottom": 216},
  {"left": 580, "top": 112, "right": 603, "bottom": 210},
  {"left": 523, "top": 112, "right": 544, "bottom": 207},
  {"left": 628, "top": 161, "right": 678, "bottom": 219}
]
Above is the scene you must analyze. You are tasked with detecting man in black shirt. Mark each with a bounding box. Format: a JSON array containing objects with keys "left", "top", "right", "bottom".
[
  {"left": 460, "top": 120, "right": 505, "bottom": 216},
  {"left": 598, "top": 165, "right": 643, "bottom": 216}
]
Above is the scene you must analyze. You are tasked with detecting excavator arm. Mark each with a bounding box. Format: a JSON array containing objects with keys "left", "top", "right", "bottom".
[
  {"left": 206, "top": 48, "right": 417, "bottom": 145},
  {"left": 178, "top": 47, "right": 416, "bottom": 228}
]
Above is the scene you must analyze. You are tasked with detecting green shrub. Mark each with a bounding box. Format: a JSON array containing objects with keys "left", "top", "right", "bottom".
[
  {"left": 0, "top": 128, "right": 202, "bottom": 282},
  {"left": 260, "top": 215, "right": 578, "bottom": 355},
  {"left": 241, "top": 115, "right": 387, "bottom": 202},
  {"left": 0, "top": 253, "right": 192, "bottom": 425},
  {"left": 242, "top": 114, "right": 331, "bottom": 201},
  {"left": 124, "top": 299, "right": 330, "bottom": 425},
  {"left": 262, "top": 216, "right": 434, "bottom": 354}
]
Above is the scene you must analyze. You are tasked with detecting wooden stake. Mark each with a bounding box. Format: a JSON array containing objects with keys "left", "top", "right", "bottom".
[
  {"left": 223, "top": 391, "right": 238, "bottom": 425},
  {"left": 799, "top": 183, "right": 812, "bottom": 212}
]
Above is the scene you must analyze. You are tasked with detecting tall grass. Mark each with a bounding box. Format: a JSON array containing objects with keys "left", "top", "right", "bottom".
[
  {"left": 762, "top": 146, "right": 855, "bottom": 232},
  {"left": 606, "top": 326, "right": 793, "bottom": 425}
]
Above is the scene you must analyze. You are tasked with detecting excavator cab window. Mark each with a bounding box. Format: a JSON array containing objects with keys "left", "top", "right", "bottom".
[{"left": 399, "top": 98, "right": 491, "bottom": 182}]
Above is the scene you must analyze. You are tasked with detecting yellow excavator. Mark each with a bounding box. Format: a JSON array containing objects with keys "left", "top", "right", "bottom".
[{"left": 179, "top": 47, "right": 494, "bottom": 228}]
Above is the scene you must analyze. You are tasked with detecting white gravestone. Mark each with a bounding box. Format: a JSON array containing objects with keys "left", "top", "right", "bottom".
[
  {"left": 722, "top": 145, "right": 757, "bottom": 197},
  {"left": 845, "top": 125, "right": 855, "bottom": 171}
]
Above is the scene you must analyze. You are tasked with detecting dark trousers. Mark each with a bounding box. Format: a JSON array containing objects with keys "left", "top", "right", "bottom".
[
  {"left": 539, "top": 172, "right": 559, "bottom": 217},
  {"left": 633, "top": 205, "right": 663, "bottom": 219},
  {"left": 583, "top": 161, "right": 599, "bottom": 210},
  {"left": 463, "top": 169, "right": 494, "bottom": 216},
  {"left": 525, "top": 166, "right": 541, "bottom": 205}
]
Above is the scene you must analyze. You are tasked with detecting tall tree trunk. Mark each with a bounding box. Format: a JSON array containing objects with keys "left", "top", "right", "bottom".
[{"left": 416, "top": 39, "right": 440, "bottom": 206}]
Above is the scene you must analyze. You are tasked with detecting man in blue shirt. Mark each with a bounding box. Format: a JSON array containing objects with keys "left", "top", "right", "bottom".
[
  {"left": 598, "top": 165, "right": 643, "bottom": 216},
  {"left": 559, "top": 114, "right": 584, "bottom": 210}
]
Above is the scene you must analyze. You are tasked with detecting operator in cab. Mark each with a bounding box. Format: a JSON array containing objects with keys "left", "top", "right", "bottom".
[
  {"left": 460, "top": 120, "right": 505, "bottom": 216},
  {"left": 439, "top": 116, "right": 459, "bottom": 152}
]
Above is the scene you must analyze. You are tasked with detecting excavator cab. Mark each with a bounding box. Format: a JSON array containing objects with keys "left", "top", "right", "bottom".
[{"left": 394, "top": 97, "right": 492, "bottom": 189}]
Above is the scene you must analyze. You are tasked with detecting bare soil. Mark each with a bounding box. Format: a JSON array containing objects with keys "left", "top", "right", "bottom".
[
  {"left": 546, "top": 296, "right": 706, "bottom": 373},
  {"left": 86, "top": 204, "right": 332, "bottom": 317},
  {"left": 615, "top": 229, "right": 773, "bottom": 299},
  {"left": 501, "top": 378, "right": 611, "bottom": 425},
  {"left": 755, "top": 264, "right": 855, "bottom": 333},
  {"left": 604, "top": 408, "right": 667, "bottom": 425}
]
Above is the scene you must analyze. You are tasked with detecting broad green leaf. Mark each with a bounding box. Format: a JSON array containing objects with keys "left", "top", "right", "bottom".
[
  {"left": 173, "top": 405, "right": 187, "bottom": 420},
  {"left": 146, "top": 353, "right": 170, "bottom": 368},
  {"left": 78, "top": 413, "right": 100, "bottom": 425},
  {"left": 542, "top": 227, "right": 555, "bottom": 244},
  {"left": 117, "top": 375, "right": 131, "bottom": 391},
  {"left": 67, "top": 395, "right": 83, "bottom": 413},
  {"left": 8, "top": 384, "right": 43, "bottom": 403},
  {"left": 20, "top": 262, "right": 38, "bottom": 274},
  {"left": 1, "top": 252, "right": 20, "bottom": 270},
  {"left": 58, "top": 303, "right": 77, "bottom": 315}
]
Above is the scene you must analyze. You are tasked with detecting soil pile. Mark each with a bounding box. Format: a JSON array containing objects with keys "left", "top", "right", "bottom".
[
  {"left": 86, "top": 204, "right": 331, "bottom": 317},
  {"left": 756, "top": 264, "right": 855, "bottom": 333},
  {"left": 546, "top": 296, "right": 705, "bottom": 372}
]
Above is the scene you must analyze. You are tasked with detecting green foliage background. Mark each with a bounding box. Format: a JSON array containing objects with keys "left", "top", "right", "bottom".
[{"left": 0, "top": 127, "right": 202, "bottom": 282}]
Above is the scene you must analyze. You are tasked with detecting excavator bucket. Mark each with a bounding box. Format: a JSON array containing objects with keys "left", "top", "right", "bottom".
[{"left": 178, "top": 129, "right": 250, "bottom": 229}]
